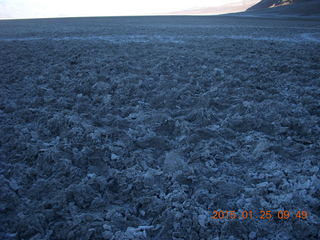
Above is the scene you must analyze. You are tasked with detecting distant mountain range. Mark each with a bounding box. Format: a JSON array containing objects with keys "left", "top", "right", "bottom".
[
  {"left": 247, "top": 0, "right": 314, "bottom": 10},
  {"left": 166, "top": 0, "right": 320, "bottom": 16},
  {"left": 167, "top": 0, "right": 260, "bottom": 15},
  {"left": 246, "top": 0, "right": 320, "bottom": 16}
]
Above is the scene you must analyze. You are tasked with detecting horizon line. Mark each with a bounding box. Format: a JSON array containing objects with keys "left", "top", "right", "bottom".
[{"left": 0, "top": 12, "right": 237, "bottom": 21}]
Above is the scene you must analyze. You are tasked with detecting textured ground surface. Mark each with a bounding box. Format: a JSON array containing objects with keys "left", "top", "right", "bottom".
[{"left": 0, "top": 16, "right": 320, "bottom": 240}]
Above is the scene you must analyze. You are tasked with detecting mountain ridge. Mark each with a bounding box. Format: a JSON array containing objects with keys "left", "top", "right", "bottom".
[
  {"left": 166, "top": 0, "right": 260, "bottom": 15},
  {"left": 246, "top": 0, "right": 320, "bottom": 16},
  {"left": 166, "top": 0, "right": 320, "bottom": 16}
]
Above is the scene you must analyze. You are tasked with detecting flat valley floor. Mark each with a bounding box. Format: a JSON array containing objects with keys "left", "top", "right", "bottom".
[{"left": 0, "top": 16, "right": 320, "bottom": 239}]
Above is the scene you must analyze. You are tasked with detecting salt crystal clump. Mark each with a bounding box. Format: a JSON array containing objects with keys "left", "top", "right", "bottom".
[
  {"left": 198, "top": 214, "right": 207, "bottom": 227},
  {"left": 213, "top": 68, "right": 225, "bottom": 79},
  {"left": 92, "top": 81, "right": 109, "bottom": 93},
  {"left": 163, "top": 151, "right": 188, "bottom": 173}
]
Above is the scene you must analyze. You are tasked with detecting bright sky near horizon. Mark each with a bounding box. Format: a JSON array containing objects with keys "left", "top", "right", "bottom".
[{"left": 0, "top": 0, "right": 243, "bottom": 19}]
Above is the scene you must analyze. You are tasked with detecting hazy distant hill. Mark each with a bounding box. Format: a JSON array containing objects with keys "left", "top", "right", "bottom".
[
  {"left": 165, "top": 0, "right": 320, "bottom": 16},
  {"left": 167, "top": 0, "right": 260, "bottom": 15}
]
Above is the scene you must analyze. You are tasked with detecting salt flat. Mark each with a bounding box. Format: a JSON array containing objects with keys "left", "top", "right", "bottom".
[{"left": 0, "top": 16, "right": 319, "bottom": 240}]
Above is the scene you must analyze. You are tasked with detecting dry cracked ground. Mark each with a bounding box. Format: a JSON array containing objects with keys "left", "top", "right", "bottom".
[{"left": 0, "top": 16, "right": 320, "bottom": 240}]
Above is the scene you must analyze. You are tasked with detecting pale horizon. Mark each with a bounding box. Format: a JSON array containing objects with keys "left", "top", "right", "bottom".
[{"left": 0, "top": 0, "right": 250, "bottom": 19}]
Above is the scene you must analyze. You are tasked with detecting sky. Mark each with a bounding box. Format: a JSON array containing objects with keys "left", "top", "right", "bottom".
[{"left": 0, "top": 0, "right": 243, "bottom": 19}]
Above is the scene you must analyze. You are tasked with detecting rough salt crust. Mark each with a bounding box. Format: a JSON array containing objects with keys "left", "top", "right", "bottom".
[{"left": 0, "top": 15, "right": 319, "bottom": 240}]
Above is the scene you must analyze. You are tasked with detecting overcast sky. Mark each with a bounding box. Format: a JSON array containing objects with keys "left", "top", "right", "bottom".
[{"left": 0, "top": 0, "right": 243, "bottom": 19}]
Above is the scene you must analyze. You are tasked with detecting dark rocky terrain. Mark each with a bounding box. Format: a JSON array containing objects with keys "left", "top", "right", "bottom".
[
  {"left": 0, "top": 15, "right": 320, "bottom": 239},
  {"left": 246, "top": 0, "right": 320, "bottom": 16}
]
